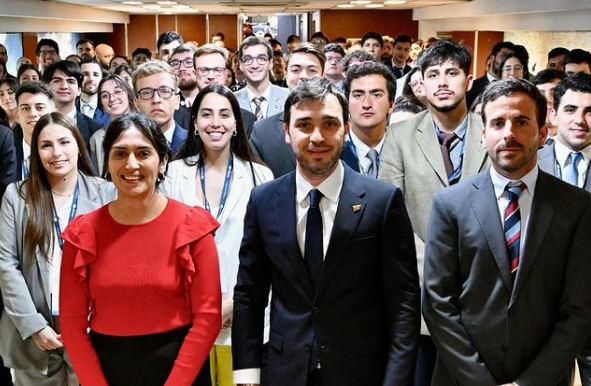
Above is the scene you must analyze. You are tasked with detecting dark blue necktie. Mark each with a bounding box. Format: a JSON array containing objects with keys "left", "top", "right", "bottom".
[{"left": 305, "top": 189, "right": 323, "bottom": 289}]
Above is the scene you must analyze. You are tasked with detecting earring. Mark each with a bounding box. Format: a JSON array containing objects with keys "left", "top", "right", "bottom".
[
  {"left": 232, "top": 130, "right": 237, "bottom": 137},
  {"left": 194, "top": 128, "right": 199, "bottom": 136}
]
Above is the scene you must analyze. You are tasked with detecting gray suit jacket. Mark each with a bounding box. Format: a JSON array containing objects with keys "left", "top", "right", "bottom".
[
  {"left": 423, "top": 170, "right": 591, "bottom": 386},
  {"left": 235, "top": 84, "right": 289, "bottom": 119},
  {"left": 379, "top": 111, "right": 488, "bottom": 333},
  {"left": 249, "top": 112, "right": 296, "bottom": 178},
  {"left": 538, "top": 143, "right": 591, "bottom": 192},
  {"left": 0, "top": 175, "right": 114, "bottom": 374}
]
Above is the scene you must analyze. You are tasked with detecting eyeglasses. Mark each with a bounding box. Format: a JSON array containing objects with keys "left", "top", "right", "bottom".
[
  {"left": 100, "top": 88, "right": 126, "bottom": 102},
  {"left": 326, "top": 56, "right": 342, "bottom": 64},
  {"left": 136, "top": 86, "right": 176, "bottom": 100},
  {"left": 502, "top": 64, "right": 524, "bottom": 73},
  {"left": 241, "top": 55, "right": 269, "bottom": 66},
  {"left": 39, "top": 49, "right": 57, "bottom": 56},
  {"left": 196, "top": 67, "right": 226, "bottom": 77},
  {"left": 169, "top": 58, "right": 194, "bottom": 69}
]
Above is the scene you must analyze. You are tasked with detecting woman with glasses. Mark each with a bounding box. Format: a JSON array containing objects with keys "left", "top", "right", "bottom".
[
  {"left": 0, "top": 78, "right": 18, "bottom": 128},
  {"left": 162, "top": 84, "right": 273, "bottom": 386},
  {"left": 89, "top": 74, "right": 136, "bottom": 175},
  {"left": 501, "top": 54, "right": 527, "bottom": 80},
  {"left": 0, "top": 112, "right": 110, "bottom": 385},
  {"left": 60, "top": 113, "right": 221, "bottom": 386},
  {"left": 17, "top": 64, "right": 41, "bottom": 83}
]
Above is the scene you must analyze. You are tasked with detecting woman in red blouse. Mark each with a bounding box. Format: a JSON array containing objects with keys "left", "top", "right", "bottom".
[{"left": 59, "top": 113, "right": 222, "bottom": 386}]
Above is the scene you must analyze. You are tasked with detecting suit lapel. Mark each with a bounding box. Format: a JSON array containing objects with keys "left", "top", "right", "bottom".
[
  {"left": 415, "top": 116, "right": 449, "bottom": 186},
  {"left": 268, "top": 86, "right": 281, "bottom": 116},
  {"left": 511, "top": 172, "right": 555, "bottom": 305},
  {"left": 469, "top": 173, "right": 513, "bottom": 293},
  {"left": 273, "top": 175, "right": 315, "bottom": 299},
  {"left": 277, "top": 113, "right": 297, "bottom": 167},
  {"left": 537, "top": 144, "right": 556, "bottom": 176},
  {"left": 316, "top": 168, "right": 366, "bottom": 299},
  {"left": 340, "top": 142, "right": 360, "bottom": 172},
  {"left": 461, "top": 114, "right": 488, "bottom": 178},
  {"left": 219, "top": 159, "right": 248, "bottom": 225}
]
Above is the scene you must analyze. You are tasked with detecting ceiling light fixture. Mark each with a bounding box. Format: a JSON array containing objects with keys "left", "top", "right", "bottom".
[
  {"left": 172, "top": 4, "right": 191, "bottom": 8},
  {"left": 384, "top": 0, "right": 408, "bottom": 4},
  {"left": 121, "top": 1, "right": 144, "bottom": 5},
  {"left": 142, "top": 4, "right": 161, "bottom": 9},
  {"left": 350, "top": 1, "right": 371, "bottom": 4},
  {"left": 366, "top": 3, "right": 384, "bottom": 7},
  {"left": 157, "top": 1, "right": 177, "bottom": 4},
  {"left": 337, "top": 4, "right": 355, "bottom": 7}
]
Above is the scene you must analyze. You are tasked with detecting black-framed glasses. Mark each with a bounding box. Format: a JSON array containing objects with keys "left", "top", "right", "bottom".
[
  {"left": 137, "top": 86, "right": 176, "bottom": 100},
  {"left": 169, "top": 58, "right": 194, "bottom": 69},
  {"left": 241, "top": 55, "right": 269, "bottom": 66},
  {"left": 196, "top": 67, "right": 226, "bottom": 77}
]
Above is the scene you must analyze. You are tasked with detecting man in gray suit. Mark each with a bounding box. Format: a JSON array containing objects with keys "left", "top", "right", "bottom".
[
  {"left": 234, "top": 36, "right": 289, "bottom": 121},
  {"left": 379, "top": 39, "right": 488, "bottom": 386},
  {"left": 249, "top": 43, "right": 326, "bottom": 177},
  {"left": 424, "top": 78, "right": 591, "bottom": 386}
]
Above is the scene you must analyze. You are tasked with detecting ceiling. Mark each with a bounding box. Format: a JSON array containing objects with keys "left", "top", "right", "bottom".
[{"left": 50, "top": 0, "right": 471, "bottom": 15}]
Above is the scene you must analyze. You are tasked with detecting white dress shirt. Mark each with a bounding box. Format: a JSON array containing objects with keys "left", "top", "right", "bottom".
[
  {"left": 554, "top": 139, "right": 591, "bottom": 188},
  {"left": 233, "top": 161, "right": 345, "bottom": 385},
  {"left": 490, "top": 165, "right": 538, "bottom": 255},
  {"left": 246, "top": 85, "right": 271, "bottom": 119},
  {"left": 49, "top": 195, "right": 73, "bottom": 316},
  {"left": 80, "top": 94, "right": 98, "bottom": 119},
  {"left": 348, "top": 130, "right": 385, "bottom": 176}
]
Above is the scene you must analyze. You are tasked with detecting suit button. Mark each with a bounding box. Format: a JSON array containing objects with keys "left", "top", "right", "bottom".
[
  {"left": 304, "top": 344, "right": 311, "bottom": 351},
  {"left": 312, "top": 307, "right": 320, "bottom": 314},
  {"left": 502, "top": 345, "right": 509, "bottom": 352}
]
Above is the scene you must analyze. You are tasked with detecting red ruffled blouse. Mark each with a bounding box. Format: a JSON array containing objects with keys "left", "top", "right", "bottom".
[{"left": 59, "top": 199, "right": 222, "bottom": 386}]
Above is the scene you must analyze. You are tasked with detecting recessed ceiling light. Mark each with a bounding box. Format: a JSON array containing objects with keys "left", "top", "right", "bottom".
[
  {"left": 142, "top": 4, "right": 161, "bottom": 9},
  {"left": 172, "top": 4, "right": 190, "bottom": 8},
  {"left": 350, "top": 1, "right": 371, "bottom": 4},
  {"left": 384, "top": 0, "right": 408, "bottom": 4},
  {"left": 337, "top": 4, "right": 355, "bottom": 7},
  {"left": 366, "top": 3, "right": 384, "bottom": 7},
  {"left": 121, "top": 1, "right": 144, "bottom": 5},
  {"left": 157, "top": 1, "right": 177, "bottom": 4}
]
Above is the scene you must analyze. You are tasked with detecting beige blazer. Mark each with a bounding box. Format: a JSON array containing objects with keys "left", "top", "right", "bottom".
[
  {"left": 0, "top": 174, "right": 114, "bottom": 374},
  {"left": 379, "top": 111, "right": 489, "bottom": 334}
]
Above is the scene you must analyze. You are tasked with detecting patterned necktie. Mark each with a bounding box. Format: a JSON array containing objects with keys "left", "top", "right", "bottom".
[
  {"left": 305, "top": 189, "right": 323, "bottom": 289},
  {"left": 565, "top": 152, "right": 583, "bottom": 187},
  {"left": 81, "top": 103, "right": 93, "bottom": 118},
  {"left": 504, "top": 182, "right": 527, "bottom": 281},
  {"left": 366, "top": 149, "right": 379, "bottom": 179},
  {"left": 253, "top": 96, "right": 266, "bottom": 121},
  {"left": 438, "top": 132, "right": 456, "bottom": 179}
]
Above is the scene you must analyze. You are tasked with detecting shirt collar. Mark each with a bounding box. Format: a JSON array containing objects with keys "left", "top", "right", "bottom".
[
  {"left": 163, "top": 124, "right": 175, "bottom": 144},
  {"left": 486, "top": 72, "right": 498, "bottom": 83},
  {"left": 348, "top": 129, "right": 386, "bottom": 158},
  {"left": 296, "top": 161, "right": 344, "bottom": 206},
  {"left": 554, "top": 137, "right": 591, "bottom": 167},
  {"left": 81, "top": 94, "right": 98, "bottom": 110},
  {"left": 434, "top": 114, "right": 469, "bottom": 140},
  {"left": 67, "top": 109, "right": 77, "bottom": 123},
  {"left": 246, "top": 84, "right": 272, "bottom": 104},
  {"left": 490, "top": 165, "right": 539, "bottom": 200}
]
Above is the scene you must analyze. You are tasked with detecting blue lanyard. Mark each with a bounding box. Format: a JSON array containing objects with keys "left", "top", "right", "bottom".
[
  {"left": 198, "top": 155, "right": 233, "bottom": 219},
  {"left": 22, "top": 163, "right": 29, "bottom": 179},
  {"left": 347, "top": 138, "right": 380, "bottom": 175},
  {"left": 51, "top": 182, "right": 80, "bottom": 249}
]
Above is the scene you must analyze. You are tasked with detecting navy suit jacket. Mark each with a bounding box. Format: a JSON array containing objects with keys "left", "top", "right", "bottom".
[
  {"left": 75, "top": 112, "right": 101, "bottom": 155},
  {"left": 170, "top": 123, "right": 188, "bottom": 155},
  {"left": 0, "top": 124, "right": 16, "bottom": 201},
  {"left": 12, "top": 125, "right": 25, "bottom": 182},
  {"left": 466, "top": 74, "right": 490, "bottom": 109},
  {"left": 233, "top": 164, "right": 420, "bottom": 386}
]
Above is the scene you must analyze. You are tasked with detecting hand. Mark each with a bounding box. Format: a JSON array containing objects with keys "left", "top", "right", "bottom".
[
  {"left": 222, "top": 298, "right": 233, "bottom": 328},
  {"left": 32, "top": 326, "right": 63, "bottom": 351}
]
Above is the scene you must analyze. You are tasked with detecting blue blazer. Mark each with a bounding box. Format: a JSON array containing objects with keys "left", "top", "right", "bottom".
[
  {"left": 170, "top": 123, "right": 188, "bottom": 155},
  {"left": 233, "top": 164, "right": 420, "bottom": 386}
]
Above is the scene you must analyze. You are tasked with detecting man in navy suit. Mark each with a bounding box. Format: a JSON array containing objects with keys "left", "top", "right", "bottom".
[
  {"left": 133, "top": 61, "right": 187, "bottom": 155},
  {"left": 233, "top": 77, "right": 420, "bottom": 386},
  {"left": 340, "top": 61, "right": 395, "bottom": 177}
]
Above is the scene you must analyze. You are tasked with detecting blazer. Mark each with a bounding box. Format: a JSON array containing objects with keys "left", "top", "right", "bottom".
[
  {"left": 232, "top": 164, "right": 420, "bottom": 386},
  {"left": 0, "top": 174, "right": 114, "bottom": 374},
  {"left": 170, "top": 123, "right": 188, "bottom": 155},
  {"left": 235, "top": 84, "right": 289, "bottom": 118},
  {"left": 249, "top": 112, "right": 296, "bottom": 178},
  {"left": 12, "top": 124, "right": 25, "bottom": 182},
  {"left": 76, "top": 111, "right": 102, "bottom": 155},
  {"left": 423, "top": 170, "right": 591, "bottom": 386},
  {"left": 75, "top": 98, "right": 111, "bottom": 127},
  {"left": 538, "top": 142, "right": 591, "bottom": 192},
  {"left": 466, "top": 74, "right": 490, "bottom": 109},
  {"left": 383, "top": 60, "right": 411, "bottom": 79},
  {"left": 0, "top": 124, "right": 16, "bottom": 201}
]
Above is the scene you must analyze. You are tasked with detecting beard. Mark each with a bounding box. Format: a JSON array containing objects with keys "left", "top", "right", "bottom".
[
  {"left": 430, "top": 97, "right": 464, "bottom": 113},
  {"left": 179, "top": 77, "right": 197, "bottom": 91},
  {"left": 82, "top": 85, "right": 98, "bottom": 96},
  {"left": 294, "top": 143, "right": 343, "bottom": 180}
]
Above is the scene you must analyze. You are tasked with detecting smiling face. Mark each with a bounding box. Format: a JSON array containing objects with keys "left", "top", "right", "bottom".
[
  {"left": 107, "top": 126, "right": 167, "bottom": 200},
  {"left": 37, "top": 45, "right": 60, "bottom": 71},
  {"left": 38, "top": 122, "right": 79, "bottom": 183},
  {"left": 195, "top": 93, "right": 235, "bottom": 156},
  {"left": 502, "top": 57, "right": 524, "bottom": 80},
  {"left": 284, "top": 94, "right": 349, "bottom": 184},
  {"left": 552, "top": 89, "right": 591, "bottom": 152},
  {"left": 81, "top": 62, "right": 103, "bottom": 96},
  {"left": 482, "top": 92, "right": 547, "bottom": 179},
  {"left": 393, "top": 41, "right": 411, "bottom": 66},
  {"left": 422, "top": 59, "right": 471, "bottom": 113},
  {"left": 0, "top": 83, "right": 17, "bottom": 113},
  {"left": 100, "top": 79, "right": 131, "bottom": 118},
  {"left": 239, "top": 44, "right": 270, "bottom": 85},
  {"left": 170, "top": 51, "right": 197, "bottom": 91},
  {"left": 195, "top": 53, "right": 228, "bottom": 91},
  {"left": 77, "top": 42, "right": 95, "bottom": 60},
  {"left": 17, "top": 92, "right": 54, "bottom": 139},
  {"left": 19, "top": 69, "right": 40, "bottom": 83},
  {"left": 49, "top": 69, "right": 80, "bottom": 107},
  {"left": 348, "top": 74, "right": 393, "bottom": 133}
]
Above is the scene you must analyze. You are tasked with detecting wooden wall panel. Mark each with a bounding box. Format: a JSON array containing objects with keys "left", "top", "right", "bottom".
[
  {"left": 128, "top": 15, "right": 156, "bottom": 54},
  {"left": 320, "top": 10, "right": 418, "bottom": 41},
  {"left": 177, "top": 15, "right": 207, "bottom": 47},
  {"left": 158, "top": 15, "right": 176, "bottom": 36},
  {"left": 451, "top": 31, "right": 476, "bottom": 75},
  {"left": 209, "top": 15, "right": 238, "bottom": 52},
  {"left": 475, "top": 31, "right": 504, "bottom": 77},
  {"left": 23, "top": 33, "right": 39, "bottom": 67},
  {"left": 107, "top": 24, "right": 126, "bottom": 57}
]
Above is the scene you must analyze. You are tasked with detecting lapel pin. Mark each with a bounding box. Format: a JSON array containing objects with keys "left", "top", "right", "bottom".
[{"left": 352, "top": 204, "right": 362, "bottom": 212}]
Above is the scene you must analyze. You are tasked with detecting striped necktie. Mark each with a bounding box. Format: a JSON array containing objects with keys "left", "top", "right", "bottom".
[
  {"left": 252, "top": 96, "right": 266, "bottom": 121},
  {"left": 504, "top": 182, "right": 526, "bottom": 281}
]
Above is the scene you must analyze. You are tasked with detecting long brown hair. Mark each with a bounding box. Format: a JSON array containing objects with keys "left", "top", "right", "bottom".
[{"left": 19, "top": 112, "right": 95, "bottom": 261}]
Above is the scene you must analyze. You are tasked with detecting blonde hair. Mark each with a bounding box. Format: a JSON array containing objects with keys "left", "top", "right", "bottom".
[{"left": 132, "top": 60, "right": 179, "bottom": 91}]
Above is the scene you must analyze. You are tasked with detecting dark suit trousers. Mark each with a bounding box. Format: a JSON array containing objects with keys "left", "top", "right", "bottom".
[
  {"left": 414, "top": 334, "right": 437, "bottom": 386},
  {"left": 307, "top": 369, "right": 324, "bottom": 386}
]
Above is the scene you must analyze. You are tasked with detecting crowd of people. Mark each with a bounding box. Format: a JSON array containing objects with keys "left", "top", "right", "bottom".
[{"left": 0, "top": 27, "right": 590, "bottom": 386}]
